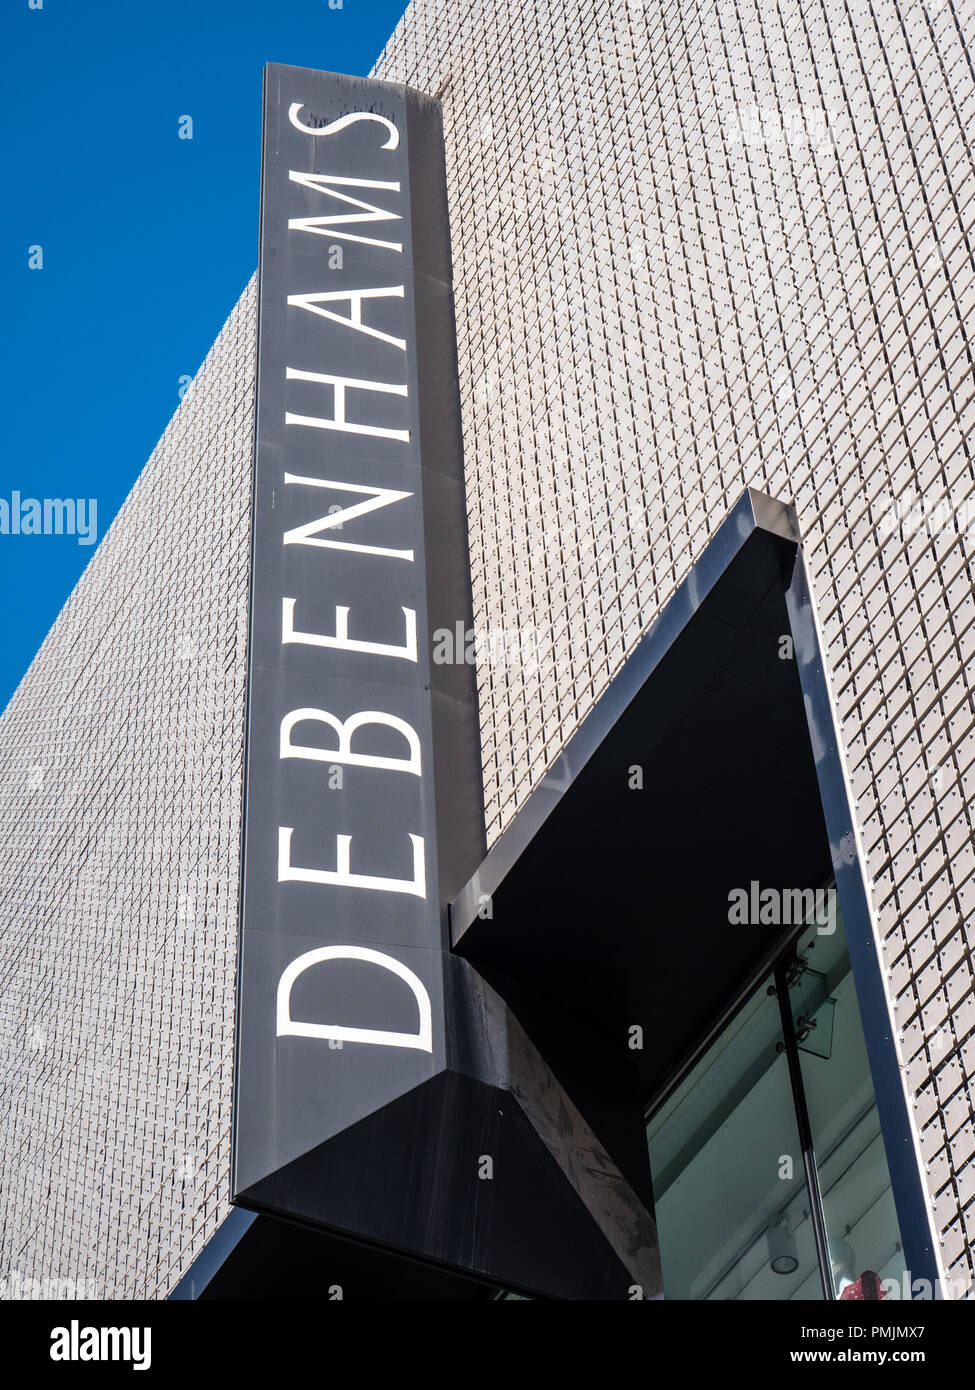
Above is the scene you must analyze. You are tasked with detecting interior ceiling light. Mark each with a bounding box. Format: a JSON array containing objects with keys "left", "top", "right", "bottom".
[{"left": 767, "top": 1216, "right": 799, "bottom": 1275}]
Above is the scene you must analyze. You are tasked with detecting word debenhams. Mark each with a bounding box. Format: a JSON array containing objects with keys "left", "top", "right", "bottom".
[{"left": 270, "top": 97, "right": 433, "bottom": 1048}]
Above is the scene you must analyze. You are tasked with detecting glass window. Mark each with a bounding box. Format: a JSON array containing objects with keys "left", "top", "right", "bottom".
[
  {"left": 784, "top": 904, "right": 909, "bottom": 1299},
  {"left": 647, "top": 974, "right": 821, "bottom": 1299},
  {"left": 646, "top": 886, "right": 907, "bottom": 1301}
]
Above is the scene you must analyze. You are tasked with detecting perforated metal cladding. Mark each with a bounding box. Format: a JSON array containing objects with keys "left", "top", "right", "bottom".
[
  {"left": 373, "top": 0, "right": 975, "bottom": 1291},
  {"left": 0, "top": 0, "right": 973, "bottom": 1299},
  {"left": 0, "top": 281, "right": 256, "bottom": 1297}
]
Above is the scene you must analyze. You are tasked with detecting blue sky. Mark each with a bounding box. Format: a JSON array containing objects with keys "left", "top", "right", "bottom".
[{"left": 0, "top": 0, "right": 407, "bottom": 712}]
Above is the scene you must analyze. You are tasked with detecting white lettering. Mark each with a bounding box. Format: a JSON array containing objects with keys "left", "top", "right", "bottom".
[
  {"left": 285, "top": 368, "right": 409, "bottom": 441},
  {"left": 287, "top": 286, "right": 406, "bottom": 350},
  {"left": 288, "top": 171, "right": 403, "bottom": 252},
  {"left": 281, "top": 598, "right": 418, "bottom": 661},
  {"left": 278, "top": 827, "right": 426, "bottom": 897},
  {"left": 280, "top": 707, "right": 421, "bottom": 775},
  {"left": 287, "top": 104, "right": 399, "bottom": 149},
  {"left": 276, "top": 945, "right": 432, "bottom": 1051},
  {"left": 282, "top": 473, "right": 414, "bottom": 561}
]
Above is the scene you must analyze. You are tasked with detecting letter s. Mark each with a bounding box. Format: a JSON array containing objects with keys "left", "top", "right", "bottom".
[{"left": 288, "top": 104, "right": 399, "bottom": 149}]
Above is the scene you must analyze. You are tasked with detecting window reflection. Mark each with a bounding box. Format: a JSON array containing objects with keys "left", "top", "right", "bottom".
[
  {"left": 647, "top": 976, "right": 820, "bottom": 1299},
  {"left": 787, "top": 917, "right": 908, "bottom": 1299},
  {"left": 647, "top": 891, "right": 907, "bottom": 1301}
]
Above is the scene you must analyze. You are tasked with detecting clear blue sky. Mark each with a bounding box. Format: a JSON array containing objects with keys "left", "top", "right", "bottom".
[{"left": 1, "top": 0, "right": 407, "bottom": 712}]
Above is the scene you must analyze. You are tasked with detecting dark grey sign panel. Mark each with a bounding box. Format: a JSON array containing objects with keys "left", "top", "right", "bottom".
[
  {"left": 232, "top": 64, "right": 661, "bottom": 1299},
  {"left": 234, "top": 61, "right": 480, "bottom": 1189}
]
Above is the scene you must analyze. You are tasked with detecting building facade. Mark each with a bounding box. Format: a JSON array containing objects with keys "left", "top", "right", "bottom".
[{"left": 1, "top": 0, "right": 974, "bottom": 1298}]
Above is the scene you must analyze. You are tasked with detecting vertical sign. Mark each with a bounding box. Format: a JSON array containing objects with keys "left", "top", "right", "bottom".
[
  {"left": 231, "top": 66, "right": 660, "bottom": 1300},
  {"left": 232, "top": 64, "right": 483, "bottom": 1219}
]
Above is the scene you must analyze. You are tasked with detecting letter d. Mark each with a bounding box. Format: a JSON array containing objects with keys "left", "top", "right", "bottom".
[{"left": 276, "top": 945, "right": 433, "bottom": 1052}]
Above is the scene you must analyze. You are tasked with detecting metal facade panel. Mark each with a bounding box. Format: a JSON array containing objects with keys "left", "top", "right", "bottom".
[{"left": 0, "top": 284, "right": 256, "bottom": 1298}]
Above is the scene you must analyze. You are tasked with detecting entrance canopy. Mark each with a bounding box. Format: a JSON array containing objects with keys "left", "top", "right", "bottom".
[{"left": 452, "top": 489, "right": 827, "bottom": 1107}]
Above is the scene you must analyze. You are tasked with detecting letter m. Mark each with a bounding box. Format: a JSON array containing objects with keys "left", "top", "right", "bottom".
[
  {"left": 288, "top": 172, "right": 403, "bottom": 252},
  {"left": 782, "top": 887, "right": 814, "bottom": 926},
  {"left": 101, "top": 1328, "right": 129, "bottom": 1360},
  {"left": 43, "top": 498, "right": 75, "bottom": 535}
]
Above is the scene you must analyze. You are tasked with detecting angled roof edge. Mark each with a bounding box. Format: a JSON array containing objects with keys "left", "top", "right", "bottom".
[{"left": 451, "top": 486, "right": 800, "bottom": 945}]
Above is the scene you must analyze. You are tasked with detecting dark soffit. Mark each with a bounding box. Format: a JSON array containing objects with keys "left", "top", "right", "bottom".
[{"left": 450, "top": 488, "right": 834, "bottom": 1102}]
